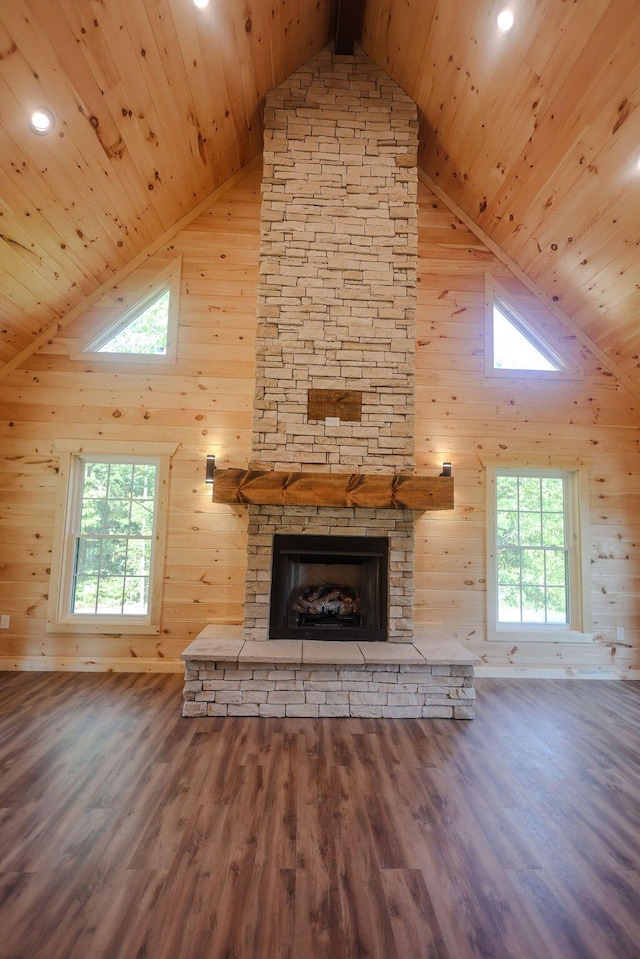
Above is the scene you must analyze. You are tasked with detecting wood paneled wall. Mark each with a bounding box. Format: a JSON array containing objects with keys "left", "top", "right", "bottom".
[
  {"left": 413, "top": 181, "right": 640, "bottom": 677},
  {"left": 0, "top": 165, "right": 639, "bottom": 676}
]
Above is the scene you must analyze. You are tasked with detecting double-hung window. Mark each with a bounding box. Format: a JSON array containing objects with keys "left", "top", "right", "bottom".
[
  {"left": 48, "top": 442, "right": 175, "bottom": 634},
  {"left": 71, "top": 458, "right": 158, "bottom": 617},
  {"left": 486, "top": 465, "right": 592, "bottom": 642}
]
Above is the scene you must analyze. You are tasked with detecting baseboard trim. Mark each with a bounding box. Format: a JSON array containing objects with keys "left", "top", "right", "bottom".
[
  {"left": 0, "top": 656, "right": 183, "bottom": 673},
  {"left": 475, "top": 665, "right": 621, "bottom": 680}
]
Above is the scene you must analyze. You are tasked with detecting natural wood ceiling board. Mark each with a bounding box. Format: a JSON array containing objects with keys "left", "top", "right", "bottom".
[
  {"left": 0, "top": 174, "right": 117, "bottom": 303},
  {"left": 0, "top": 259, "right": 66, "bottom": 335},
  {"left": 114, "top": 1, "right": 202, "bottom": 203},
  {"left": 0, "top": 298, "right": 37, "bottom": 350},
  {"left": 444, "top": 1, "right": 595, "bottom": 204},
  {"left": 226, "top": 3, "right": 274, "bottom": 145},
  {"left": 586, "top": 312, "right": 640, "bottom": 359},
  {"left": 544, "top": 173, "right": 640, "bottom": 317},
  {"left": 425, "top": 10, "right": 538, "bottom": 195},
  {"left": 573, "top": 290, "right": 640, "bottom": 353},
  {"left": 510, "top": 107, "right": 640, "bottom": 290},
  {"left": 480, "top": 7, "right": 640, "bottom": 248},
  {"left": 92, "top": 1, "right": 199, "bottom": 221},
  {"left": 436, "top": 61, "right": 539, "bottom": 217},
  {"left": 25, "top": 0, "right": 150, "bottom": 192},
  {"left": 564, "top": 227, "right": 640, "bottom": 324},
  {"left": 0, "top": 114, "right": 160, "bottom": 319},
  {"left": 203, "top": 2, "right": 266, "bottom": 164},
  {"left": 577, "top": 266, "right": 640, "bottom": 338},
  {"left": 0, "top": 315, "right": 33, "bottom": 356},
  {"left": 441, "top": 9, "right": 561, "bottom": 192},
  {"left": 1, "top": 5, "right": 162, "bottom": 244},
  {"left": 0, "top": 345, "right": 18, "bottom": 367},
  {"left": 168, "top": 0, "right": 250, "bottom": 177}
]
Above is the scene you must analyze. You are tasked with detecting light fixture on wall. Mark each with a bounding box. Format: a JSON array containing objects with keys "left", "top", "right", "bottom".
[
  {"left": 205, "top": 454, "right": 216, "bottom": 485},
  {"left": 440, "top": 462, "right": 452, "bottom": 477}
]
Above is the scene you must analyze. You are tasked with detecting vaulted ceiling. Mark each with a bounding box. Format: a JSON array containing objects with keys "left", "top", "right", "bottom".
[{"left": 2, "top": 0, "right": 640, "bottom": 391}]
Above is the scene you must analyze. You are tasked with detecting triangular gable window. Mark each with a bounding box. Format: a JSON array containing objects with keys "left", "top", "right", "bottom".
[
  {"left": 79, "top": 258, "right": 181, "bottom": 363},
  {"left": 493, "top": 296, "right": 561, "bottom": 372},
  {"left": 95, "top": 286, "right": 170, "bottom": 355},
  {"left": 485, "top": 277, "right": 581, "bottom": 380}
]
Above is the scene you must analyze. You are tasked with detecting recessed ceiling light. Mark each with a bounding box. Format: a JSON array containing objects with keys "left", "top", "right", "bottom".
[
  {"left": 29, "top": 108, "right": 55, "bottom": 135},
  {"left": 193, "top": 0, "right": 209, "bottom": 8},
  {"left": 497, "top": 9, "right": 514, "bottom": 32}
]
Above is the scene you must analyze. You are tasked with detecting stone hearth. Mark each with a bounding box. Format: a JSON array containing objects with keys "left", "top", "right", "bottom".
[{"left": 182, "top": 627, "right": 479, "bottom": 719}]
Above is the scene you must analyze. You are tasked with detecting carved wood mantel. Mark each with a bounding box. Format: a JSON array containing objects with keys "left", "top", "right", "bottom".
[{"left": 212, "top": 469, "right": 453, "bottom": 511}]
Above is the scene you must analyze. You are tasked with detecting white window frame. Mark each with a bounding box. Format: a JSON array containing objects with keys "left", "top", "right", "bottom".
[
  {"left": 484, "top": 275, "right": 583, "bottom": 381},
  {"left": 77, "top": 258, "right": 181, "bottom": 364},
  {"left": 47, "top": 440, "right": 178, "bottom": 634},
  {"left": 485, "top": 461, "right": 592, "bottom": 643}
]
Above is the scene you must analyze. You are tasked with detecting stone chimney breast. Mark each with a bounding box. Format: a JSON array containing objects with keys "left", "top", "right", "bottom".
[
  {"left": 251, "top": 45, "right": 418, "bottom": 474},
  {"left": 243, "top": 46, "right": 419, "bottom": 643}
]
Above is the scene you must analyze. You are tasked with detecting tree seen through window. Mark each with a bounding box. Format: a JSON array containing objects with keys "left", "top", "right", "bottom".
[
  {"left": 97, "top": 289, "right": 170, "bottom": 354},
  {"left": 72, "top": 459, "right": 158, "bottom": 615},
  {"left": 496, "top": 472, "right": 569, "bottom": 624}
]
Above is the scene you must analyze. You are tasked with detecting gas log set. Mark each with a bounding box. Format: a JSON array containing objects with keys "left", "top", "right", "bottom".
[{"left": 292, "top": 584, "right": 362, "bottom": 626}]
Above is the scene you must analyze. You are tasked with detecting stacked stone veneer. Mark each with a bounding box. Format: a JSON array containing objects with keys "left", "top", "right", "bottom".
[
  {"left": 252, "top": 45, "right": 418, "bottom": 471},
  {"left": 242, "top": 46, "right": 419, "bottom": 645},
  {"left": 183, "top": 661, "right": 476, "bottom": 719}
]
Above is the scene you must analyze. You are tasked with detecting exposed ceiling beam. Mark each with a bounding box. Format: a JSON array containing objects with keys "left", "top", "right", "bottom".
[{"left": 335, "top": 0, "right": 364, "bottom": 55}]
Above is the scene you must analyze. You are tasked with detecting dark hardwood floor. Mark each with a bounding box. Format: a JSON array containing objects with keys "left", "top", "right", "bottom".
[{"left": 0, "top": 672, "right": 638, "bottom": 959}]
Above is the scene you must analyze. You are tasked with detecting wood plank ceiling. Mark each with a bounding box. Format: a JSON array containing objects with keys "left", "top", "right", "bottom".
[{"left": 1, "top": 0, "right": 640, "bottom": 389}]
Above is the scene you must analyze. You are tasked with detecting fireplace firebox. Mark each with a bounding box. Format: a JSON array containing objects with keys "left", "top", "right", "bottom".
[{"left": 268, "top": 534, "right": 389, "bottom": 641}]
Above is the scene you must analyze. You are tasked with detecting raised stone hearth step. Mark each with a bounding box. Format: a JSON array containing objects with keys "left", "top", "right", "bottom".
[{"left": 181, "top": 626, "right": 479, "bottom": 720}]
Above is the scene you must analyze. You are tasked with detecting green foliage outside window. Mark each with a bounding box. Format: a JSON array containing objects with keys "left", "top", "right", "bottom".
[
  {"left": 72, "top": 460, "right": 157, "bottom": 615},
  {"left": 98, "top": 290, "right": 170, "bottom": 354},
  {"left": 496, "top": 473, "right": 569, "bottom": 624}
]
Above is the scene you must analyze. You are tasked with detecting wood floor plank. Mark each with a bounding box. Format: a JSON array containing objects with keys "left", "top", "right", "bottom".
[
  {"left": 0, "top": 673, "right": 639, "bottom": 959},
  {"left": 380, "top": 868, "right": 451, "bottom": 959}
]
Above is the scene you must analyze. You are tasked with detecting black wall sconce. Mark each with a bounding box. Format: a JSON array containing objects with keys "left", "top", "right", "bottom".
[
  {"left": 440, "top": 462, "right": 452, "bottom": 477},
  {"left": 205, "top": 454, "right": 216, "bottom": 485}
]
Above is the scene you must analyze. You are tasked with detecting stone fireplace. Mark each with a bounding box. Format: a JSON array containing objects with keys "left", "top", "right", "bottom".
[
  {"left": 180, "top": 45, "right": 480, "bottom": 719},
  {"left": 244, "top": 503, "right": 414, "bottom": 643}
]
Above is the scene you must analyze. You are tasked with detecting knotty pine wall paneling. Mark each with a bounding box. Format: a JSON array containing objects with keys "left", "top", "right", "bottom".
[
  {"left": 0, "top": 169, "right": 639, "bottom": 675},
  {"left": 0, "top": 167, "right": 261, "bottom": 670},
  {"left": 413, "top": 180, "right": 640, "bottom": 678}
]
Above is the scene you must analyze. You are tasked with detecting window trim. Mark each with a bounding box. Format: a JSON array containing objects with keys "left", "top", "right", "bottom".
[
  {"left": 47, "top": 440, "right": 178, "bottom": 634},
  {"left": 484, "top": 275, "right": 583, "bottom": 381},
  {"left": 75, "top": 257, "right": 181, "bottom": 364},
  {"left": 485, "top": 459, "right": 592, "bottom": 643}
]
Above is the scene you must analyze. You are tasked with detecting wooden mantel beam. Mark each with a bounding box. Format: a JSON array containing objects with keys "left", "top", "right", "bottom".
[{"left": 213, "top": 469, "right": 454, "bottom": 511}]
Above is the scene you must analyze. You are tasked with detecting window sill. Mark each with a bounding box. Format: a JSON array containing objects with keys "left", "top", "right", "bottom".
[
  {"left": 46, "top": 620, "right": 160, "bottom": 635},
  {"left": 490, "top": 628, "right": 593, "bottom": 644}
]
